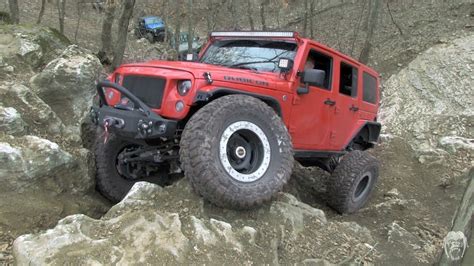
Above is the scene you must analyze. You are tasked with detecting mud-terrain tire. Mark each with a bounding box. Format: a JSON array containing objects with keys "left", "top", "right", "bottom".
[
  {"left": 95, "top": 133, "right": 168, "bottom": 203},
  {"left": 180, "top": 95, "right": 294, "bottom": 209},
  {"left": 326, "top": 150, "right": 379, "bottom": 214},
  {"left": 146, "top": 33, "right": 154, "bottom": 43}
]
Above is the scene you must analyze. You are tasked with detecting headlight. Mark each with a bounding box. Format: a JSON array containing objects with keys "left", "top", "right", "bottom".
[{"left": 177, "top": 80, "right": 192, "bottom": 96}]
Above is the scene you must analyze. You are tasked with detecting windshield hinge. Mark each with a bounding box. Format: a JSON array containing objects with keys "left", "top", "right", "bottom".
[{"left": 203, "top": 72, "right": 213, "bottom": 84}]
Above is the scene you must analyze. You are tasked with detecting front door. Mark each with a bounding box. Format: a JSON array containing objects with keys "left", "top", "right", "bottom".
[{"left": 289, "top": 47, "right": 336, "bottom": 151}]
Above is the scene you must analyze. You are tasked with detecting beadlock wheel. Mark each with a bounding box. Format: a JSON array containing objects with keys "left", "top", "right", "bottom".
[
  {"left": 219, "top": 121, "right": 271, "bottom": 183},
  {"left": 180, "top": 95, "right": 294, "bottom": 209}
]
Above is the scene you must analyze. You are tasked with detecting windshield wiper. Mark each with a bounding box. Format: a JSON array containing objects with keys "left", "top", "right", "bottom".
[
  {"left": 227, "top": 64, "right": 259, "bottom": 72},
  {"left": 229, "top": 60, "right": 277, "bottom": 68}
]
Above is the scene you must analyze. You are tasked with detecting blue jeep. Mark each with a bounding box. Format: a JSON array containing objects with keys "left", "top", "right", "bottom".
[{"left": 135, "top": 16, "right": 166, "bottom": 43}]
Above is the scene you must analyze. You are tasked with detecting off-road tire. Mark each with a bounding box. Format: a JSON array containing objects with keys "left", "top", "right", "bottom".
[
  {"left": 326, "top": 150, "right": 379, "bottom": 214},
  {"left": 180, "top": 95, "right": 294, "bottom": 209},
  {"left": 146, "top": 33, "right": 154, "bottom": 43},
  {"left": 95, "top": 133, "right": 168, "bottom": 203}
]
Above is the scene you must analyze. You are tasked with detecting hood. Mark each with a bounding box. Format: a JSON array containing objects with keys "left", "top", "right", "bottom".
[{"left": 121, "top": 61, "right": 283, "bottom": 90}]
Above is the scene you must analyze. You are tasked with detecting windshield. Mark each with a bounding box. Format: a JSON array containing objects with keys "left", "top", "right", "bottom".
[
  {"left": 144, "top": 17, "right": 162, "bottom": 25},
  {"left": 200, "top": 39, "right": 298, "bottom": 73}
]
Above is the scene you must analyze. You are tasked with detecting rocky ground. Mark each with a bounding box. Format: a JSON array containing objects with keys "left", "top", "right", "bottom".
[
  {"left": 0, "top": 1, "right": 473, "bottom": 264},
  {"left": 0, "top": 25, "right": 110, "bottom": 264}
]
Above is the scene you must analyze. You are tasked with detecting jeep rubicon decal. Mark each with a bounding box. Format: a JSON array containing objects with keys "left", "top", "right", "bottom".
[
  {"left": 224, "top": 76, "right": 270, "bottom": 87},
  {"left": 91, "top": 31, "right": 381, "bottom": 214}
]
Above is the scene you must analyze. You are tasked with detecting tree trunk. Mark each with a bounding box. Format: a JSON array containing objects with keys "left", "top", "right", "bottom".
[
  {"left": 112, "top": 0, "right": 136, "bottom": 68},
  {"left": 74, "top": 1, "right": 82, "bottom": 42},
  {"left": 246, "top": 0, "right": 254, "bottom": 31},
  {"left": 229, "top": 0, "right": 238, "bottom": 30},
  {"left": 101, "top": 0, "right": 116, "bottom": 56},
  {"left": 37, "top": 0, "right": 47, "bottom": 24},
  {"left": 174, "top": 11, "right": 182, "bottom": 59},
  {"left": 359, "top": 0, "right": 381, "bottom": 64},
  {"left": 8, "top": 0, "right": 19, "bottom": 24},
  {"left": 187, "top": 0, "right": 194, "bottom": 54},
  {"left": 163, "top": 0, "right": 169, "bottom": 43},
  {"left": 309, "top": 0, "right": 315, "bottom": 38},
  {"left": 303, "top": 0, "right": 308, "bottom": 36},
  {"left": 56, "top": 0, "right": 66, "bottom": 34},
  {"left": 260, "top": 0, "right": 268, "bottom": 30}
]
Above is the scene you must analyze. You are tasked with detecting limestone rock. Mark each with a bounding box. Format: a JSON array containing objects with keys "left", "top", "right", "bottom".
[
  {"left": 0, "top": 106, "right": 26, "bottom": 135},
  {"left": 13, "top": 181, "right": 376, "bottom": 265},
  {"left": 269, "top": 193, "right": 327, "bottom": 235},
  {"left": 0, "top": 25, "right": 69, "bottom": 70},
  {"left": 0, "top": 135, "right": 92, "bottom": 194},
  {"left": 0, "top": 82, "right": 65, "bottom": 137},
  {"left": 379, "top": 35, "right": 474, "bottom": 169},
  {"left": 30, "top": 45, "right": 103, "bottom": 135}
]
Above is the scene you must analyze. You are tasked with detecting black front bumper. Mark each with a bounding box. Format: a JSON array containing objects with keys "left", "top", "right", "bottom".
[{"left": 91, "top": 81, "right": 177, "bottom": 140}]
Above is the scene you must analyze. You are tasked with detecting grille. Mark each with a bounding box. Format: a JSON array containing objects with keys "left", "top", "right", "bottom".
[{"left": 122, "top": 75, "right": 166, "bottom": 109}]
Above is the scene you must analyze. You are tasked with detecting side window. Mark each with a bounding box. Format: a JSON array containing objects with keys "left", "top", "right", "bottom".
[
  {"left": 363, "top": 72, "right": 377, "bottom": 104},
  {"left": 304, "top": 49, "right": 332, "bottom": 90},
  {"left": 339, "top": 62, "right": 358, "bottom": 97}
]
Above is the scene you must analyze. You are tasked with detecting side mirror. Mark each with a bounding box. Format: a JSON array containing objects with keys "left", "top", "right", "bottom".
[
  {"left": 302, "top": 69, "right": 325, "bottom": 88},
  {"left": 278, "top": 58, "right": 294, "bottom": 73}
]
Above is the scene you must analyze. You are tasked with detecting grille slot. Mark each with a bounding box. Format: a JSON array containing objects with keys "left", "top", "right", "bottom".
[{"left": 122, "top": 76, "right": 166, "bottom": 109}]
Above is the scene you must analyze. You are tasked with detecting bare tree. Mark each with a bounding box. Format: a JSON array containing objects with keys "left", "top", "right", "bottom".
[
  {"left": 386, "top": 0, "right": 403, "bottom": 36},
  {"left": 112, "top": 0, "right": 136, "bottom": 68},
  {"left": 101, "top": 0, "right": 117, "bottom": 56},
  {"left": 303, "top": 0, "right": 308, "bottom": 36},
  {"left": 37, "top": 0, "right": 47, "bottom": 24},
  {"left": 246, "top": 0, "right": 255, "bottom": 31},
  {"left": 56, "top": 0, "right": 67, "bottom": 34},
  {"left": 162, "top": 0, "right": 169, "bottom": 42},
  {"left": 174, "top": 9, "right": 183, "bottom": 59},
  {"left": 8, "top": 0, "right": 19, "bottom": 24},
  {"left": 206, "top": 0, "right": 219, "bottom": 33},
  {"left": 74, "top": 1, "right": 84, "bottom": 42},
  {"left": 349, "top": 0, "right": 367, "bottom": 57},
  {"left": 228, "top": 0, "right": 238, "bottom": 30},
  {"left": 359, "top": 0, "right": 381, "bottom": 64},
  {"left": 309, "top": 0, "right": 315, "bottom": 38},
  {"left": 187, "top": 0, "right": 194, "bottom": 54},
  {"left": 260, "top": 0, "right": 269, "bottom": 30}
]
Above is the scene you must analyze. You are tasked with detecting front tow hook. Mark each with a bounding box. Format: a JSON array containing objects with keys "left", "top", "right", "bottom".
[{"left": 103, "top": 116, "right": 125, "bottom": 129}]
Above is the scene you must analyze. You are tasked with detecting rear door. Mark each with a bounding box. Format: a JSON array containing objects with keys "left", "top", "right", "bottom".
[
  {"left": 330, "top": 59, "right": 360, "bottom": 149},
  {"left": 358, "top": 71, "right": 379, "bottom": 121},
  {"left": 289, "top": 46, "right": 336, "bottom": 150}
]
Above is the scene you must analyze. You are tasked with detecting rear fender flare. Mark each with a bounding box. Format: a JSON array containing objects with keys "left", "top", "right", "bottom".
[{"left": 344, "top": 121, "right": 381, "bottom": 150}]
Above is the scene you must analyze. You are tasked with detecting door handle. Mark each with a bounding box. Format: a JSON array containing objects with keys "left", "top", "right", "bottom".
[
  {"left": 349, "top": 105, "right": 359, "bottom": 112},
  {"left": 324, "top": 99, "right": 336, "bottom": 106}
]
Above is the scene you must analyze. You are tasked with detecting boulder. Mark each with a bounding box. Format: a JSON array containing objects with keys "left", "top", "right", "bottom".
[
  {"left": 379, "top": 34, "right": 474, "bottom": 169},
  {"left": 0, "top": 135, "right": 92, "bottom": 194},
  {"left": 0, "top": 106, "right": 26, "bottom": 135},
  {"left": 0, "top": 82, "right": 65, "bottom": 137},
  {"left": 0, "top": 25, "right": 70, "bottom": 70},
  {"left": 13, "top": 181, "right": 377, "bottom": 265},
  {"left": 30, "top": 45, "right": 103, "bottom": 135}
]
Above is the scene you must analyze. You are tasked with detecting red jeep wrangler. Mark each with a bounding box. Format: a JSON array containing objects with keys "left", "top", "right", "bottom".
[{"left": 91, "top": 31, "right": 381, "bottom": 214}]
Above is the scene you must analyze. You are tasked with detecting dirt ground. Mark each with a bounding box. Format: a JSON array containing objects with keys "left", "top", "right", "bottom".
[{"left": 0, "top": 0, "right": 472, "bottom": 264}]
